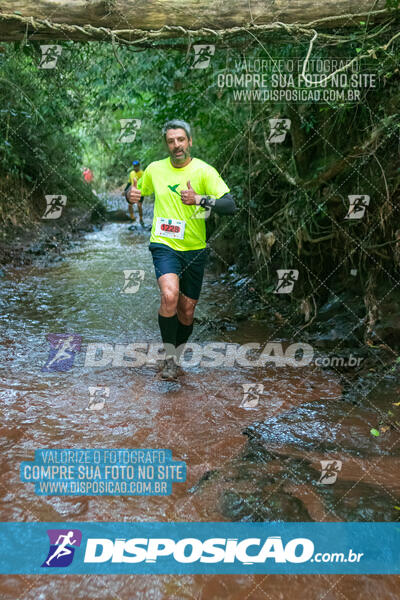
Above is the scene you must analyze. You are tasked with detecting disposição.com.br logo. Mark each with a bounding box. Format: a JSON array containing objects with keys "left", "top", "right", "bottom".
[{"left": 41, "top": 529, "right": 82, "bottom": 568}]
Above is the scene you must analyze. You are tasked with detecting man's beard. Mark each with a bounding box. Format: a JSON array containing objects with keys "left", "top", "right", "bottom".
[{"left": 170, "top": 147, "right": 190, "bottom": 164}]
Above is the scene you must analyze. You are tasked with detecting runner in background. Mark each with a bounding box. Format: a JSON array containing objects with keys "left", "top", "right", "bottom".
[
  {"left": 83, "top": 167, "right": 98, "bottom": 196},
  {"left": 124, "top": 160, "right": 144, "bottom": 227},
  {"left": 83, "top": 167, "right": 94, "bottom": 184}
]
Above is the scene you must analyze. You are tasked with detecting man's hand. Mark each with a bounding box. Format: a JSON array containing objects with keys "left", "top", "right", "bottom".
[
  {"left": 181, "top": 180, "right": 201, "bottom": 206},
  {"left": 127, "top": 179, "right": 141, "bottom": 204}
]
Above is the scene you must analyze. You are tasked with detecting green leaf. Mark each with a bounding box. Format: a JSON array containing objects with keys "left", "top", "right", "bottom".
[{"left": 370, "top": 428, "right": 380, "bottom": 437}]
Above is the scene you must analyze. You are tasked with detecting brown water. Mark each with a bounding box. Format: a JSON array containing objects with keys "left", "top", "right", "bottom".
[{"left": 0, "top": 220, "right": 398, "bottom": 599}]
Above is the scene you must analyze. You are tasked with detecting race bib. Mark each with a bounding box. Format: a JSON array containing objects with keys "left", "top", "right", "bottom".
[{"left": 155, "top": 217, "right": 186, "bottom": 240}]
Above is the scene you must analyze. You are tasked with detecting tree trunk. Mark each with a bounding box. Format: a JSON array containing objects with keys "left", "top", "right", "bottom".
[{"left": 0, "top": 0, "right": 391, "bottom": 42}]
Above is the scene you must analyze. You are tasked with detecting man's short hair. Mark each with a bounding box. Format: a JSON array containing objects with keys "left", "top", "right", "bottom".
[{"left": 162, "top": 119, "right": 192, "bottom": 140}]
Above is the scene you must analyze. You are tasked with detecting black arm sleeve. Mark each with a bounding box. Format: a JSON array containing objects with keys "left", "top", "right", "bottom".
[{"left": 203, "top": 192, "right": 236, "bottom": 215}]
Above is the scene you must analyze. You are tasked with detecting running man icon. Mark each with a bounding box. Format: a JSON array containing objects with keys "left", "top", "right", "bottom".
[
  {"left": 46, "top": 532, "right": 76, "bottom": 565},
  {"left": 42, "top": 333, "right": 82, "bottom": 372},
  {"left": 42, "top": 529, "right": 82, "bottom": 568},
  {"left": 275, "top": 269, "right": 299, "bottom": 294}
]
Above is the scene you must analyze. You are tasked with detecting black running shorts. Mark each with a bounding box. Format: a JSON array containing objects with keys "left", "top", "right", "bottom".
[{"left": 149, "top": 242, "right": 208, "bottom": 301}]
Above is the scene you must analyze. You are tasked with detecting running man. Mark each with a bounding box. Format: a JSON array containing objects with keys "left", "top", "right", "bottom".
[
  {"left": 42, "top": 195, "right": 65, "bottom": 219},
  {"left": 275, "top": 270, "right": 298, "bottom": 293},
  {"left": 126, "top": 119, "right": 236, "bottom": 380},
  {"left": 45, "top": 531, "right": 77, "bottom": 566},
  {"left": 124, "top": 159, "right": 144, "bottom": 227}
]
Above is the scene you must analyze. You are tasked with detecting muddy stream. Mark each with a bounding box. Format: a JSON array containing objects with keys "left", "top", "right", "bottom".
[{"left": 0, "top": 206, "right": 398, "bottom": 599}]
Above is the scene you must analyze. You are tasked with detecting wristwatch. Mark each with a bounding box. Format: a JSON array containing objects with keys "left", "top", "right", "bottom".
[
  {"left": 199, "top": 196, "right": 216, "bottom": 208},
  {"left": 199, "top": 196, "right": 208, "bottom": 208}
]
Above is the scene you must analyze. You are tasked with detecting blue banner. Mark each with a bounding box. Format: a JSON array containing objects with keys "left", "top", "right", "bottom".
[{"left": 0, "top": 522, "right": 399, "bottom": 574}]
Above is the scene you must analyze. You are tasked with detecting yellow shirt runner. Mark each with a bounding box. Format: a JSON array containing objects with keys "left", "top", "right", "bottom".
[
  {"left": 129, "top": 169, "right": 143, "bottom": 185},
  {"left": 138, "top": 157, "right": 229, "bottom": 251}
]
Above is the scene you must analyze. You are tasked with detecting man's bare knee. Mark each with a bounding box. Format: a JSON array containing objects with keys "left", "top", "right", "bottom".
[
  {"left": 160, "top": 288, "right": 179, "bottom": 315},
  {"left": 177, "top": 300, "right": 196, "bottom": 325}
]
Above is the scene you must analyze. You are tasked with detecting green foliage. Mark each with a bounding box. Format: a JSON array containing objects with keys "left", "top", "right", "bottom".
[
  {"left": 0, "top": 41, "right": 96, "bottom": 223},
  {"left": 1, "top": 28, "right": 399, "bottom": 302}
]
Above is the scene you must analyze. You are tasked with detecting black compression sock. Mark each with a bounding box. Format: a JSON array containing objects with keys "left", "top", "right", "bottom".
[
  {"left": 176, "top": 319, "right": 194, "bottom": 347},
  {"left": 158, "top": 313, "right": 178, "bottom": 356}
]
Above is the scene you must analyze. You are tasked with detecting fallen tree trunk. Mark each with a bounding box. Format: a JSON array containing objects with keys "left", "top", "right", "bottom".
[{"left": 0, "top": 0, "right": 393, "bottom": 42}]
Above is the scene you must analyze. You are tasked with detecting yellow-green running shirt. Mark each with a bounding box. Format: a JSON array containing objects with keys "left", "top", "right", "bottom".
[{"left": 137, "top": 157, "right": 230, "bottom": 251}]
